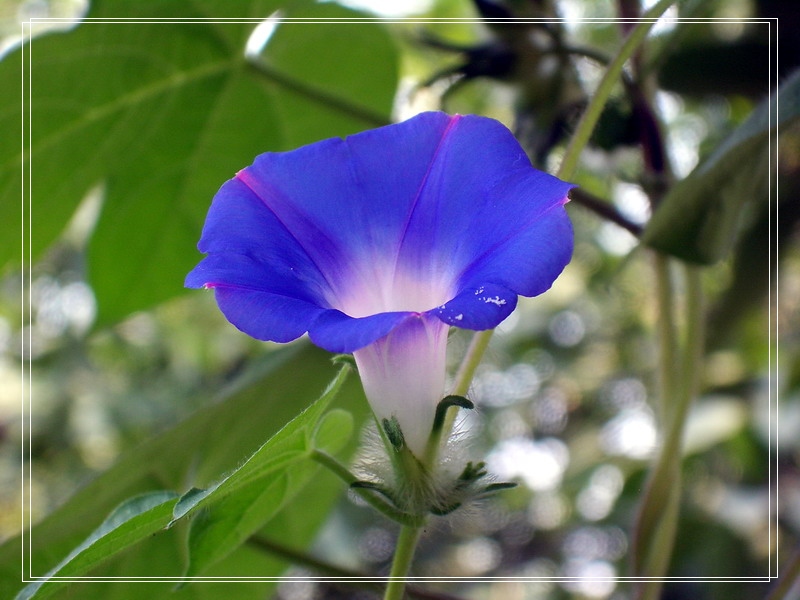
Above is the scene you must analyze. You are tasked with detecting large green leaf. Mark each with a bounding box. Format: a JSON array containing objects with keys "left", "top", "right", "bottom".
[
  {"left": 0, "top": 345, "right": 369, "bottom": 600},
  {"left": 0, "top": 0, "right": 398, "bottom": 324},
  {"left": 643, "top": 70, "right": 800, "bottom": 263},
  {"left": 173, "top": 375, "right": 353, "bottom": 578},
  {"left": 1, "top": 0, "right": 282, "bottom": 269},
  {"left": 182, "top": 411, "right": 353, "bottom": 578},
  {"left": 12, "top": 368, "right": 353, "bottom": 600},
  {"left": 171, "top": 372, "right": 351, "bottom": 523},
  {"left": 14, "top": 492, "right": 179, "bottom": 600}
]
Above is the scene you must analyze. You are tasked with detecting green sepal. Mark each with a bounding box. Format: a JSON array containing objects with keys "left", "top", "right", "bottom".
[
  {"left": 431, "top": 395, "right": 474, "bottom": 435},
  {"left": 480, "top": 482, "right": 518, "bottom": 495},
  {"left": 330, "top": 354, "right": 357, "bottom": 370},
  {"left": 350, "top": 480, "right": 400, "bottom": 505},
  {"left": 430, "top": 500, "right": 463, "bottom": 517},
  {"left": 458, "top": 461, "right": 488, "bottom": 484}
]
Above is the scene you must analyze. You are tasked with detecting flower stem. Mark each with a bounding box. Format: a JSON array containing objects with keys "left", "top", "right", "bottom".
[
  {"left": 385, "top": 524, "right": 424, "bottom": 600},
  {"left": 247, "top": 534, "right": 467, "bottom": 600},
  {"left": 313, "top": 450, "right": 428, "bottom": 599},
  {"left": 452, "top": 329, "right": 494, "bottom": 398},
  {"left": 556, "top": 0, "right": 677, "bottom": 181}
]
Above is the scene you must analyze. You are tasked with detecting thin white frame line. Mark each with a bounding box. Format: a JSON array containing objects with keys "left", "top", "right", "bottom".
[
  {"left": 769, "top": 15, "right": 779, "bottom": 582},
  {"left": 19, "top": 13, "right": 779, "bottom": 588},
  {"left": 767, "top": 18, "right": 772, "bottom": 579},
  {"left": 25, "top": 16, "right": 33, "bottom": 584},
  {"left": 26, "top": 16, "right": 778, "bottom": 21},
  {"left": 767, "top": 16, "right": 777, "bottom": 575},
  {"left": 23, "top": 575, "right": 779, "bottom": 581},
  {"left": 774, "top": 16, "right": 779, "bottom": 579},
  {"left": 19, "top": 17, "right": 25, "bottom": 586}
]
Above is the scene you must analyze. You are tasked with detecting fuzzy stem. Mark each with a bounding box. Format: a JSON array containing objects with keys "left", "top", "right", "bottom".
[
  {"left": 311, "top": 449, "right": 424, "bottom": 527},
  {"left": 313, "top": 446, "right": 429, "bottom": 598},
  {"left": 557, "top": 0, "right": 677, "bottom": 181},
  {"left": 385, "top": 525, "right": 424, "bottom": 600}
]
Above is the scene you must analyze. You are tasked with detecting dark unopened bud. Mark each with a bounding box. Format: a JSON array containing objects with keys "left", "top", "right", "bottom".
[{"left": 382, "top": 416, "right": 406, "bottom": 451}]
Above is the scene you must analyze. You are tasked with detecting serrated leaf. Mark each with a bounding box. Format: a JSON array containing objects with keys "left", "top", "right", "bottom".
[
  {"left": 0, "top": 0, "right": 399, "bottom": 324},
  {"left": 643, "top": 70, "right": 800, "bottom": 263},
  {"left": 15, "top": 491, "right": 179, "bottom": 600}
]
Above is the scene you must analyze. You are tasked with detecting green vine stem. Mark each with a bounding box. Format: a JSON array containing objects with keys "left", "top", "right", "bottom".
[
  {"left": 425, "top": 327, "right": 494, "bottom": 463},
  {"left": 633, "top": 261, "right": 704, "bottom": 600},
  {"left": 384, "top": 525, "right": 424, "bottom": 600},
  {"left": 247, "top": 534, "right": 467, "bottom": 600},
  {"left": 557, "top": 0, "right": 678, "bottom": 180}
]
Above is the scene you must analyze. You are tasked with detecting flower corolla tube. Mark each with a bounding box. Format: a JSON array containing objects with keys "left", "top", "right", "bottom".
[{"left": 186, "top": 112, "right": 574, "bottom": 457}]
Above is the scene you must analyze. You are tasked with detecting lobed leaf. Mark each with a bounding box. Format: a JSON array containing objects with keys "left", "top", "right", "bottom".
[{"left": 0, "top": 0, "right": 398, "bottom": 324}]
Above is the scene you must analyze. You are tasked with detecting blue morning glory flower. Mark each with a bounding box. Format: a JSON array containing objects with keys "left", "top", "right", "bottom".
[{"left": 186, "top": 111, "right": 573, "bottom": 456}]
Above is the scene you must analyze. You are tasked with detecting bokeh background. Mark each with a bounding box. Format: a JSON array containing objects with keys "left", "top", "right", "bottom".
[{"left": 0, "top": 0, "right": 798, "bottom": 599}]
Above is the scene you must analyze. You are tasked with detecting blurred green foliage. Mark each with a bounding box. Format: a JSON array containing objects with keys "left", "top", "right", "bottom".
[{"left": 0, "top": 0, "right": 797, "bottom": 599}]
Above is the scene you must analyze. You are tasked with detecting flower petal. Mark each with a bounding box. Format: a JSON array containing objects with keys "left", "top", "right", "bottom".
[
  {"left": 185, "top": 178, "right": 332, "bottom": 305},
  {"left": 393, "top": 114, "right": 574, "bottom": 289},
  {"left": 212, "top": 286, "right": 326, "bottom": 343},
  {"left": 187, "top": 111, "right": 574, "bottom": 350},
  {"left": 458, "top": 196, "right": 574, "bottom": 298},
  {"left": 433, "top": 283, "right": 518, "bottom": 329},
  {"left": 235, "top": 112, "right": 459, "bottom": 308},
  {"left": 309, "top": 309, "right": 415, "bottom": 354}
]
